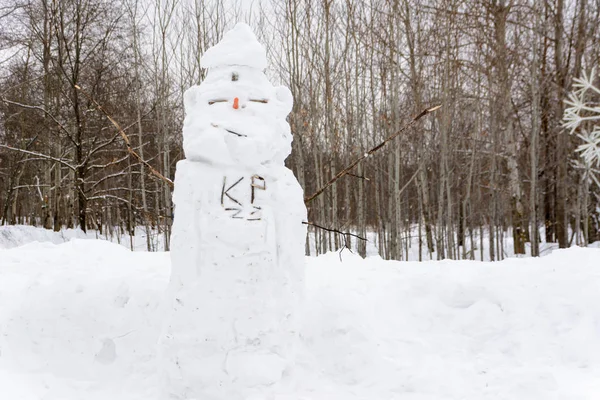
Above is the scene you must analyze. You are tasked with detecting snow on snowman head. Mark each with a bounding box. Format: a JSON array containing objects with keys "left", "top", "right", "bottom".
[{"left": 182, "top": 23, "right": 294, "bottom": 168}]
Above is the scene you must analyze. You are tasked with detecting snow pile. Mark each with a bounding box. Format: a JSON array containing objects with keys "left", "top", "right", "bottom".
[
  {"left": 163, "top": 22, "right": 306, "bottom": 399},
  {"left": 0, "top": 224, "right": 166, "bottom": 251},
  {"left": 0, "top": 225, "right": 87, "bottom": 249},
  {"left": 0, "top": 240, "right": 169, "bottom": 400},
  {"left": 2, "top": 223, "right": 597, "bottom": 260},
  {"left": 1, "top": 240, "right": 600, "bottom": 399},
  {"left": 300, "top": 250, "right": 600, "bottom": 399}
]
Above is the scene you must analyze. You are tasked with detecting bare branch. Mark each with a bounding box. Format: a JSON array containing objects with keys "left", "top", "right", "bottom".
[
  {"left": 74, "top": 85, "right": 174, "bottom": 188},
  {"left": 347, "top": 172, "right": 370, "bottom": 181},
  {"left": 0, "top": 144, "right": 76, "bottom": 171},
  {"left": 83, "top": 105, "right": 156, "bottom": 167},
  {"left": 87, "top": 194, "right": 134, "bottom": 205},
  {"left": 302, "top": 221, "right": 367, "bottom": 241},
  {"left": 304, "top": 105, "right": 441, "bottom": 203},
  {"left": 87, "top": 154, "right": 132, "bottom": 171},
  {"left": 0, "top": 96, "right": 73, "bottom": 138}
]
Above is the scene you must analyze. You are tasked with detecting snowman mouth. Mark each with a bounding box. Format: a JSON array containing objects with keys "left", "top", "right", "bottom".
[
  {"left": 225, "top": 128, "right": 247, "bottom": 137},
  {"left": 211, "top": 123, "right": 247, "bottom": 137}
]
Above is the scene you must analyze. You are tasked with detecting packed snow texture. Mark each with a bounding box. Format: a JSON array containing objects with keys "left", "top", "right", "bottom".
[
  {"left": 1, "top": 239, "right": 600, "bottom": 399},
  {"left": 183, "top": 23, "right": 293, "bottom": 167},
  {"left": 162, "top": 22, "right": 307, "bottom": 399},
  {"left": 201, "top": 23, "right": 268, "bottom": 70}
]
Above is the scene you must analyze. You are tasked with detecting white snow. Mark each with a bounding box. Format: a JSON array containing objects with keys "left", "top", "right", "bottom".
[
  {"left": 164, "top": 22, "right": 307, "bottom": 398},
  {"left": 0, "top": 240, "right": 168, "bottom": 400},
  {"left": 0, "top": 224, "right": 167, "bottom": 252},
  {"left": 201, "top": 23, "right": 268, "bottom": 70},
  {"left": 1, "top": 238, "right": 600, "bottom": 399},
  {"left": 3, "top": 223, "right": 597, "bottom": 260},
  {"left": 0, "top": 225, "right": 88, "bottom": 249}
]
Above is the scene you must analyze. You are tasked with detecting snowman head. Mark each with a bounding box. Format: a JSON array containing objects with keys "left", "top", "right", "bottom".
[{"left": 182, "top": 23, "right": 293, "bottom": 168}]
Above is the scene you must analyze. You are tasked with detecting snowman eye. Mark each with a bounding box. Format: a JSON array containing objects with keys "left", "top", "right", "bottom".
[
  {"left": 208, "top": 99, "right": 227, "bottom": 105},
  {"left": 232, "top": 72, "right": 239, "bottom": 81},
  {"left": 249, "top": 99, "right": 269, "bottom": 104}
]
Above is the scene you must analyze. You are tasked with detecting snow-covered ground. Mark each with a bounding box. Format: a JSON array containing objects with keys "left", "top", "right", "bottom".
[
  {"left": 3, "top": 224, "right": 598, "bottom": 261},
  {"left": 0, "top": 224, "right": 166, "bottom": 252},
  {"left": 1, "top": 232, "right": 600, "bottom": 399}
]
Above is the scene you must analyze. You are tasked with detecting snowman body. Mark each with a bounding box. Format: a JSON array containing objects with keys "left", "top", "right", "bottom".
[{"left": 160, "top": 23, "right": 307, "bottom": 400}]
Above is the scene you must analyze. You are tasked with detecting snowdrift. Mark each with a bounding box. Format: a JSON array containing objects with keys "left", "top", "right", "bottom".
[{"left": 1, "top": 239, "right": 599, "bottom": 399}]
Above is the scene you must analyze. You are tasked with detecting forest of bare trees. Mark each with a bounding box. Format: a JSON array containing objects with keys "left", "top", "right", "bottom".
[{"left": 1, "top": 0, "right": 599, "bottom": 260}]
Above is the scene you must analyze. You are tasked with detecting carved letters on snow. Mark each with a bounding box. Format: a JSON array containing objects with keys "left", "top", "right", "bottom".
[{"left": 221, "top": 175, "right": 266, "bottom": 221}]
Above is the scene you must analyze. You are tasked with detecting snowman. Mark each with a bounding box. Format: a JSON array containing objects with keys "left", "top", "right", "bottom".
[{"left": 159, "top": 23, "right": 307, "bottom": 400}]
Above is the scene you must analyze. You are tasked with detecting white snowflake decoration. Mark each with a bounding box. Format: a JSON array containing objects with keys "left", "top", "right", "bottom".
[{"left": 563, "top": 67, "right": 600, "bottom": 169}]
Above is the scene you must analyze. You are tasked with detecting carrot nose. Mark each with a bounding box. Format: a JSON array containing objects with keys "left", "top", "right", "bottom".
[{"left": 233, "top": 97, "right": 239, "bottom": 109}]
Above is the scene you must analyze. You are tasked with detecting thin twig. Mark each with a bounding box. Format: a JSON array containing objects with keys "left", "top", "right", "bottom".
[
  {"left": 397, "top": 166, "right": 421, "bottom": 196},
  {"left": 0, "top": 96, "right": 72, "bottom": 138},
  {"left": 338, "top": 241, "right": 355, "bottom": 262},
  {"left": 225, "top": 128, "right": 247, "bottom": 137},
  {"left": 74, "top": 85, "right": 174, "bottom": 188},
  {"left": 0, "top": 144, "right": 76, "bottom": 170},
  {"left": 347, "top": 172, "right": 370, "bottom": 181},
  {"left": 304, "top": 105, "right": 441, "bottom": 204},
  {"left": 302, "top": 221, "right": 367, "bottom": 241}
]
